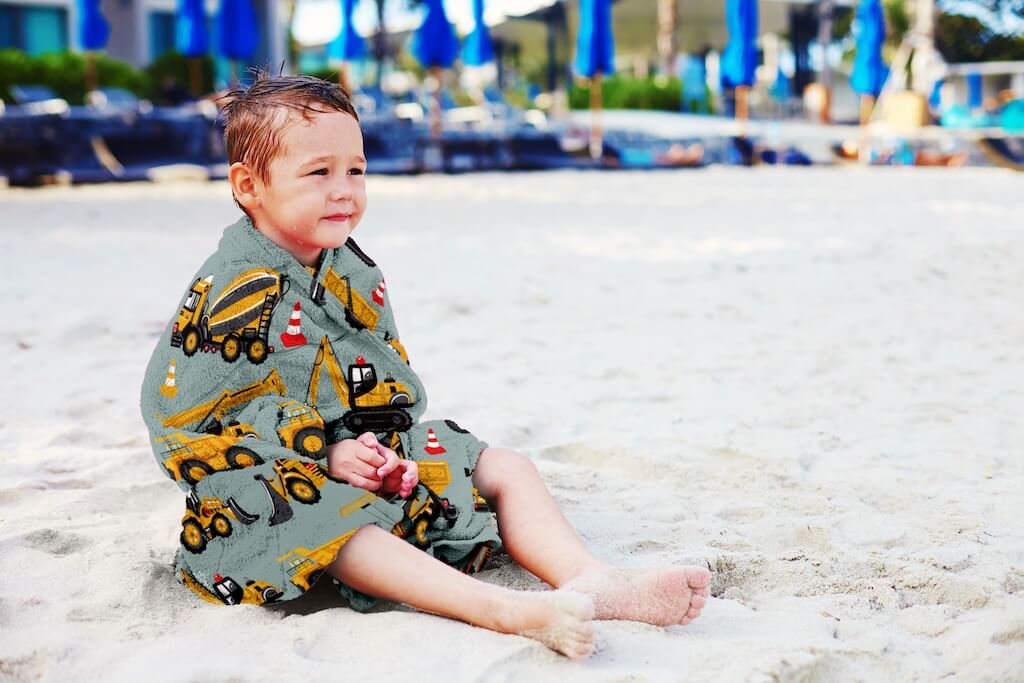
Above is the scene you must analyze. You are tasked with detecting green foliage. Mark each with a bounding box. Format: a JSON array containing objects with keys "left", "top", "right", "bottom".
[
  {"left": 936, "top": 13, "right": 1024, "bottom": 62},
  {"left": 568, "top": 75, "right": 683, "bottom": 111},
  {"left": 884, "top": 0, "right": 911, "bottom": 44},
  {"left": 145, "top": 52, "right": 215, "bottom": 100},
  {"left": 0, "top": 49, "right": 150, "bottom": 104}
]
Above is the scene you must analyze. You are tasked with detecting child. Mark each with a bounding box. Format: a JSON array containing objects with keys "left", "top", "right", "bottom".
[{"left": 139, "top": 72, "right": 710, "bottom": 659}]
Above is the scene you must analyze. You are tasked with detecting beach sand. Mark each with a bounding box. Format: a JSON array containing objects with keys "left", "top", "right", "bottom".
[{"left": 1, "top": 167, "right": 1022, "bottom": 681}]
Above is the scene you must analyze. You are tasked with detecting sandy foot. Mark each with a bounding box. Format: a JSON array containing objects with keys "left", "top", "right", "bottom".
[
  {"left": 513, "top": 590, "right": 596, "bottom": 659},
  {"left": 563, "top": 566, "right": 711, "bottom": 627}
]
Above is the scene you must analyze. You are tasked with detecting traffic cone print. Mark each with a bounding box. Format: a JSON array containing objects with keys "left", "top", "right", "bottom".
[
  {"left": 160, "top": 359, "right": 178, "bottom": 398},
  {"left": 372, "top": 278, "right": 386, "bottom": 306},
  {"left": 423, "top": 428, "right": 446, "bottom": 455},
  {"left": 279, "top": 301, "right": 307, "bottom": 348}
]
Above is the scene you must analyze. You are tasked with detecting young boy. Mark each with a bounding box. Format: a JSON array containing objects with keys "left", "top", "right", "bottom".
[{"left": 139, "top": 72, "right": 709, "bottom": 659}]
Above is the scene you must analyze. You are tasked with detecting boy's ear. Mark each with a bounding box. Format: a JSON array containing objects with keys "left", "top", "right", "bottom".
[{"left": 228, "top": 162, "right": 260, "bottom": 210}]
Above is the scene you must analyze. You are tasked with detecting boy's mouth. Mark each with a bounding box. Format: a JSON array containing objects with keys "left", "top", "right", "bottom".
[{"left": 323, "top": 213, "right": 351, "bottom": 222}]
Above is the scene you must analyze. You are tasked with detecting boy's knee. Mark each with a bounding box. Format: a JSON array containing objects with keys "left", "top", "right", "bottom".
[{"left": 474, "top": 448, "right": 538, "bottom": 497}]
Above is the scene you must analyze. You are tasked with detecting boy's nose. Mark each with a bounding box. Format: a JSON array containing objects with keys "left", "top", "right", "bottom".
[{"left": 330, "top": 179, "right": 353, "bottom": 201}]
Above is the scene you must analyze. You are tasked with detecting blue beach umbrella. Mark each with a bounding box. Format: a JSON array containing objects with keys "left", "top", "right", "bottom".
[
  {"left": 77, "top": 0, "right": 110, "bottom": 50},
  {"left": 461, "top": 0, "right": 494, "bottom": 67},
  {"left": 576, "top": 0, "right": 615, "bottom": 160},
  {"left": 574, "top": 0, "right": 614, "bottom": 79},
  {"left": 176, "top": 0, "right": 209, "bottom": 57},
  {"left": 412, "top": 0, "right": 458, "bottom": 139},
  {"left": 721, "top": 0, "right": 758, "bottom": 89},
  {"left": 327, "top": 0, "right": 365, "bottom": 62},
  {"left": 177, "top": 0, "right": 209, "bottom": 95},
  {"left": 217, "top": 0, "right": 259, "bottom": 63},
  {"left": 850, "top": 0, "right": 886, "bottom": 99},
  {"left": 411, "top": 0, "right": 458, "bottom": 70}
]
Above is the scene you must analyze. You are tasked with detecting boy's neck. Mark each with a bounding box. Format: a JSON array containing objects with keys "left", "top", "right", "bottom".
[{"left": 250, "top": 219, "right": 324, "bottom": 268}]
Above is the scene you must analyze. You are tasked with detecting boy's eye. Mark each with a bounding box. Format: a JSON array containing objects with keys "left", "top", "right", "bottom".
[
  {"left": 309, "top": 168, "right": 328, "bottom": 176},
  {"left": 349, "top": 168, "right": 366, "bottom": 176}
]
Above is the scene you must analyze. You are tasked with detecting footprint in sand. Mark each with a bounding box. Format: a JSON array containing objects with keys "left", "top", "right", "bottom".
[{"left": 21, "top": 528, "right": 88, "bottom": 556}]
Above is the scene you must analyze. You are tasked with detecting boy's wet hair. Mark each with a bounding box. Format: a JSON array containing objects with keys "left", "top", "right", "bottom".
[{"left": 219, "top": 69, "right": 359, "bottom": 184}]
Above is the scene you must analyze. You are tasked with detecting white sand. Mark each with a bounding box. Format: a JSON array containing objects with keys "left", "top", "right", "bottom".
[{"left": 1, "top": 167, "right": 1022, "bottom": 681}]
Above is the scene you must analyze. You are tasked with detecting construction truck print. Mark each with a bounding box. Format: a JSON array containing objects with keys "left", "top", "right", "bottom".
[
  {"left": 314, "top": 268, "right": 380, "bottom": 332},
  {"left": 170, "top": 268, "right": 285, "bottom": 365},
  {"left": 157, "top": 369, "right": 328, "bottom": 485},
  {"left": 256, "top": 458, "right": 339, "bottom": 527},
  {"left": 178, "top": 567, "right": 285, "bottom": 606},
  {"left": 179, "top": 489, "right": 260, "bottom": 555},
  {"left": 307, "top": 336, "right": 416, "bottom": 433}
]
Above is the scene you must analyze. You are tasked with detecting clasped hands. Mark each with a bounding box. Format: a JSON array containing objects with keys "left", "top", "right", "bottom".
[{"left": 327, "top": 432, "right": 418, "bottom": 498}]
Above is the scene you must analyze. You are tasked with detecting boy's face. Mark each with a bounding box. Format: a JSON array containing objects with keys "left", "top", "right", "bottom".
[{"left": 238, "top": 108, "right": 367, "bottom": 266}]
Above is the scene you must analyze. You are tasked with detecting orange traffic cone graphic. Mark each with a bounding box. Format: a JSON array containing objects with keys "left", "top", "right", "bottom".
[
  {"left": 280, "top": 301, "right": 307, "bottom": 348},
  {"left": 160, "top": 359, "right": 178, "bottom": 398},
  {"left": 423, "top": 428, "right": 446, "bottom": 455},
  {"left": 372, "top": 278, "right": 386, "bottom": 306}
]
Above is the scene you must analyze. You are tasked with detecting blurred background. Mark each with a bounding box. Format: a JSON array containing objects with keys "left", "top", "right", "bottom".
[{"left": 1, "top": 0, "right": 1023, "bottom": 183}]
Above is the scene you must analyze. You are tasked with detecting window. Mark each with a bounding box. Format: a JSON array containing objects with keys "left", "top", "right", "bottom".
[{"left": 0, "top": 4, "right": 69, "bottom": 54}]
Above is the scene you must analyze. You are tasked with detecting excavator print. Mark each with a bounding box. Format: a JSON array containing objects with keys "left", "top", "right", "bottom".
[{"left": 306, "top": 336, "right": 416, "bottom": 433}]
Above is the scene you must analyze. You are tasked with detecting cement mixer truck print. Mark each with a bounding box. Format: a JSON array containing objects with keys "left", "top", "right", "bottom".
[{"left": 171, "top": 268, "right": 284, "bottom": 365}]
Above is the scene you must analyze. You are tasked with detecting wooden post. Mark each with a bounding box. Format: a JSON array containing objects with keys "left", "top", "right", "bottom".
[
  {"left": 338, "top": 63, "right": 351, "bottom": 96},
  {"left": 589, "top": 71, "right": 603, "bottom": 160},
  {"left": 188, "top": 57, "right": 203, "bottom": 96},
  {"left": 430, "top": 66, "right": 442, "bottom": 140},
  {"left": 85, "top": 52, "right": 97, "bottom": 95},
  {"left": 859, "top": 94, "right": 875, "bottom": 125}
]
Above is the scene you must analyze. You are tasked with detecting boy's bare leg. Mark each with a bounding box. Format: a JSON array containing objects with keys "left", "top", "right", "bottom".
[
  {"left": 327, "top": 525, "right": 595, "bottom": 658},
  {"left": 473, "top": 447, "right": 711, "bottom": 627}
]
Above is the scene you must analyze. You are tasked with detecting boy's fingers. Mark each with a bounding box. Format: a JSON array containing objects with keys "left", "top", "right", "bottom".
[
  {"left": 356, "top": 432, "right": 378, "bottom": 448},
  {"left": 351, "top": 461, "right": 381, "bottom": 480},
  {"left": 376, "top": 449, "right": 400, "bottom": 477},
  {"left": 344, "top": 473, "right": 382, "bottom": 491},
  {"left": 355, "top": 445, "right": 386, "bottom": 468}
]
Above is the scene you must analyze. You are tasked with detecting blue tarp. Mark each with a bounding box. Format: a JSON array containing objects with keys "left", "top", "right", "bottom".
[
  {"left": 575, "top": 0, "right": 614, "bottom": 78},
  {"left": 720, "top": 0, "right": 758, "bottom": 88}
]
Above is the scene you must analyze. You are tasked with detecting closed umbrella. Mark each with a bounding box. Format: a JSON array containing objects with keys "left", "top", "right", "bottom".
[
  {"left": 461, "top": 0, "right": 493, "bottom": 67},
  {"left": 721, "top": 0, "right": 758, "bottom": 122},
  {"left": 217, "top": 0, "right": 259, "bottom": 86},
  {"left": 411, "top": 0, "right": 458, "bottom": 138},
  {"left": 575, "top": 0, "right": 615, "bottom": 160},
  {"left": 850, "top": 0, "right": 886, "bottom": 123},
  {"left": 76, "top": 0, "right": 110, "bottom": 92},
  {"left": 177, "top": 0, "right": 209, "bottom": 95},
  {"left": 327, "top": 0, "right": 364, "bottom": 94}
]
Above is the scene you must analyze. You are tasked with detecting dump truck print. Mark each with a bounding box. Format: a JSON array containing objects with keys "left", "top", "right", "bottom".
[
  {"left": 156, "top": 371, "right": 329, "bottom": 485},
  {"left": 171, "top": 268, "right": 285, "bottom": 364}
]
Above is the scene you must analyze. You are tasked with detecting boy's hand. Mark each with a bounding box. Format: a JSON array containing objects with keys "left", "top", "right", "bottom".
[
  {"left": 356, "top": 432, "right": 418, "bottom": 498},
  {"left": 327, "top": 433, "right": 417, "bottom": 497}
]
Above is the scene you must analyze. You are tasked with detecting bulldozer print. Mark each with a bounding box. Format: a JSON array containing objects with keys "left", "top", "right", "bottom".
[
  {"left": 180, "top": 489, "right": 259, "bottom": 555},
  {"left": 312, "top": 268, "right": 380, "bottom": 332},
  {"left": 179, "top": 567, "right": 286, "bottom": 606},
  {"left": 306, "top": 336, "right": 416, "bottom": 433},
  {"left": 170, "top": 268, "right": 285, "bottom": 365},
  {"left": 256, "top": 458, "right": 338, "bottom": 527},
  {"left": 157, "top": 369, "right": 328, "bottom": 485}
]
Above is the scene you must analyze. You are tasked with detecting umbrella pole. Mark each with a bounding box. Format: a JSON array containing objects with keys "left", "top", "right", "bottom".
[
  {"left": 85, "top": 52, "right": 97, "bottom": 95},
  {"left": 590, "top": 70, "right": 603, "bottom": 160},
  {"left": 189, "top": 57, "right": 203, "bottom": 96},
  {"left": 858, "top": 94, "right": 875, "bottom": 163},
  {"left": 430, "top": 66, "right": 442, "bottom": 140}
]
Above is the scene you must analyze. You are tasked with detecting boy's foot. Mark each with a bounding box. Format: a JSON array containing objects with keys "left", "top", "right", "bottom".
[
  {"left": 562, "top": 565, "right": 711, "bottom": 627},
  {"left": 501, "top": 589, "right": 596, "bottom": 659}
]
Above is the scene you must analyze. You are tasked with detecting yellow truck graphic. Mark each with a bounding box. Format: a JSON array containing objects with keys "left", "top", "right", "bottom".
[
  {"left": 157, "top": 370, "right": 328, "bottom": 485},
  {"left": 307, "top": 336, "right": 415, "bottom": 433},
  {"left": 179, "top": 489, "right": 260, "bottom": 554},
  {"left": 171, "top": 268, "right": 284, "bottom": 364}
]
